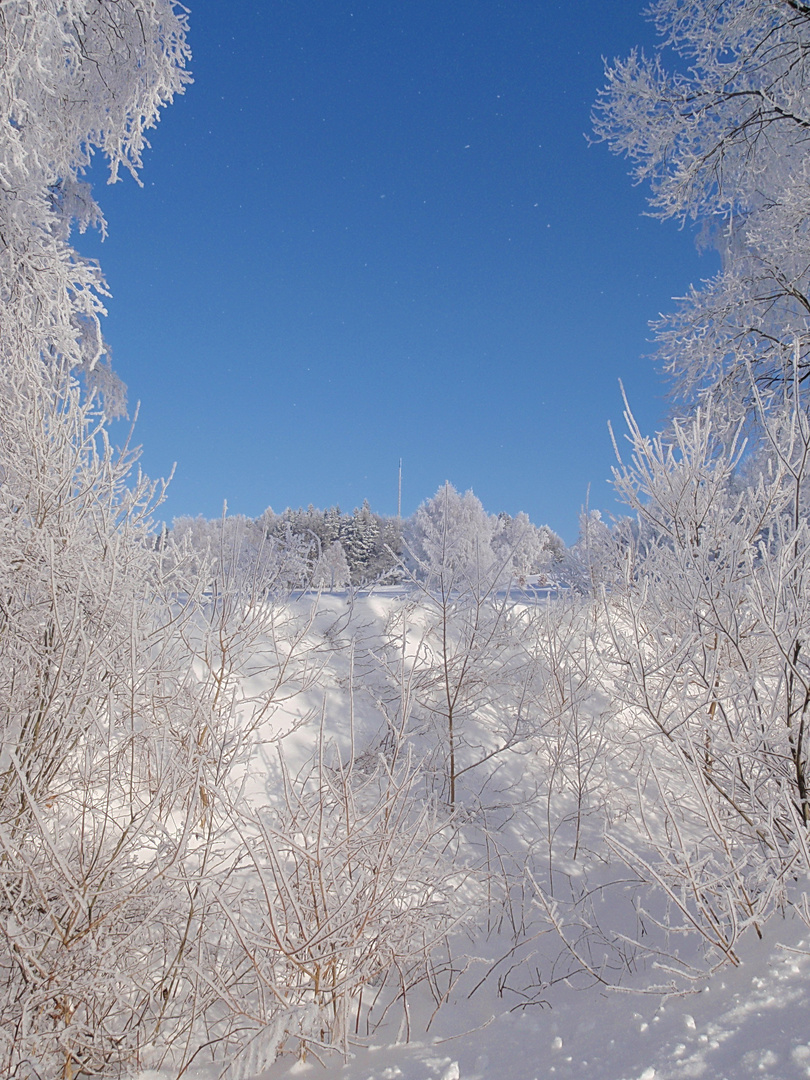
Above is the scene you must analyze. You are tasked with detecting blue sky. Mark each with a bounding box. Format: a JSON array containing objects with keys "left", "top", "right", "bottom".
[{"left": 79, "top": 0, "right": 710, "bottom": 543}]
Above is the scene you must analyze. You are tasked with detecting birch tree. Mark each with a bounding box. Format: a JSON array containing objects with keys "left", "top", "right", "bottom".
[
  {"left": 599, "top": 374, "right": 810, "bottom": 965},
  {"left": 0, "top": 4, "right": 198, "bottom": 1074},
  {"left": 0, "top": 0, "right": 190, "bottom": 413},
  {"left": 390, "top": 484, "right": 542, "bottom": 806},
  {"left": 594, "top": 0, "right": 810, "bottom": 408}
]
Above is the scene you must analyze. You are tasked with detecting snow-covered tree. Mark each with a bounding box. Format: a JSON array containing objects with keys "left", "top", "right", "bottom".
[
  {"left": 340, "top": 500, "right": 380, "bottom": 584},
  {"left": 594, "top": 0, "right": 810, "bottom": 409},
  {"left": 594, "top": 374, "right": 810, "bottom": 962},
  {"left": 494, "top": 511, "right": 562, "bottom": 581},
  {"left": 322, "top": 504, "right": 343, "bottom": 545},
  {"left": 0, "top": 0, "right": 190, "bottom": 413},
  {"left": 562, "top": 508, "right": 623, "bottom": 594},
  {"left": 0, "top": 353, "right": 216, "bottom": 1077},
  {"left": 313, "top": 538, "right": 351, "bottom": 589},
  {"left": 406, "top": 483, "right": 500, "bottom": 591},
  {"left": 0, "top": 5, "right": 201, "bottom": 1073},
  {"left": 392, "top": 485, "right": 543, "bottom": 805}
]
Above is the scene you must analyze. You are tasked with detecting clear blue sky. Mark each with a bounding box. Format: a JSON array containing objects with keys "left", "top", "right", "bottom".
[{"left": 78, "top": 0, "right": 710, "bottom": 543}]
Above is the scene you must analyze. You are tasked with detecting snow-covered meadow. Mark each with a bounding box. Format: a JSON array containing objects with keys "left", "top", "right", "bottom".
[{"left": 131, "top": 575, "right": 810, "bottom": 1080}]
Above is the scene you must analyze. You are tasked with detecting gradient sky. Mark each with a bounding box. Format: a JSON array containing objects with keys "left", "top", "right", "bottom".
[{"left": 78, "top": 0, "right": 711, "bottom": 543}]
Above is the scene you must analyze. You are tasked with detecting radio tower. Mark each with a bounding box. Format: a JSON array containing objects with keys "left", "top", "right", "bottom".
[{"left": 397, "top": 458, "right": 402, "bottom": 520}]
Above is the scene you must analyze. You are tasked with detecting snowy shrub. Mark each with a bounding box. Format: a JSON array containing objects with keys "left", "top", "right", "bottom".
[
  {"left": 0, "top": 358, "right": 213, "bottom": 1076},
  {"left": 194, "top": 725, "right": 470, "bottom": 1068},
  {"left": 592, "top": 374, "right": 810, "bottom": 967}
]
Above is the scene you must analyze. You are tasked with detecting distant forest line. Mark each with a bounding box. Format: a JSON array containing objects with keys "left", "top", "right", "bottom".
[{"left": 169, "top": 485, "right": 568, "bottom": 588}]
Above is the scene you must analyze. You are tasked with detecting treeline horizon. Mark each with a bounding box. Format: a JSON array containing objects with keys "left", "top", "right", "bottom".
[{"left": 169, "top": 485, "right": 567, "bottom": 587}]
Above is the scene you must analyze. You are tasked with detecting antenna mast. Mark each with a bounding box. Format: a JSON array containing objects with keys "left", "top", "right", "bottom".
[{"left": 397, "top": 458, "right": 402, "bottom": 520}]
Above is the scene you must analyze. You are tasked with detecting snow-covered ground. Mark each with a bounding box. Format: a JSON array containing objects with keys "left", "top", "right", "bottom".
[
  {"left": 164, "top": 897, "right": 810, "bottom": 1080},
  {"left": 251, "top": 918, "right": 810, "bottom": 1080},
  {"left": 159, "top": 882, "right": 810, "bottom": 1080},
  {"left": 135, "top": 588, "right": 810, "bottom": 1080}
]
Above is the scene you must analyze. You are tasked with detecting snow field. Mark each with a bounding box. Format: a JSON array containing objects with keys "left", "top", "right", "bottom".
[{"left": 145, "top": 587, "right": 810, "bottom": 1080}]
